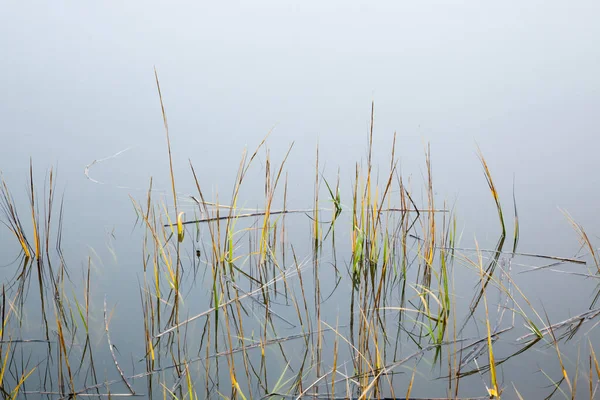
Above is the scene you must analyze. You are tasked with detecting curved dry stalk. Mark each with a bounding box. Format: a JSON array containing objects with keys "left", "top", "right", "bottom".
[{"left": 104, "top": 296, "right": 135, "bottom": 395}]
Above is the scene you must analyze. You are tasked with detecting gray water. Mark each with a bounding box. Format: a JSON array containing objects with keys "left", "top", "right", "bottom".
[{"left": 1, "top": 2, "right": 600, "bottom": 398}]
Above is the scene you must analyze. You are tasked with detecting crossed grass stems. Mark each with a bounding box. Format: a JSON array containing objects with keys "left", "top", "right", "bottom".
[{"left": 1, "top": 87, "right": 600, "bottom": 399}]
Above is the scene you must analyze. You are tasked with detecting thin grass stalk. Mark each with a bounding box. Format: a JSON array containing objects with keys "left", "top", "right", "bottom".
[
  {"left": 476, "top": 241, "right": 499, "bottom": 398},
  {"left": 313, "top": 143, "right": 322, "bottom": 394}
]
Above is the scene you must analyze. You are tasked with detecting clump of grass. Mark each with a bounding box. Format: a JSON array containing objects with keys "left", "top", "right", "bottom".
[{"left": 3, "top": 96, "right": 600, "bottom": 400}]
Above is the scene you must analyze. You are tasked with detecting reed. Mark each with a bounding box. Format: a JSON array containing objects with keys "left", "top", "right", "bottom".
[{"left": 1, "top": 100, "right": 599, "bottom": 400}]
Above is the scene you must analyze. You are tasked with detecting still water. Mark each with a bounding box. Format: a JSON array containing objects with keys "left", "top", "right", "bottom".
[{"left": 1, "top": 2, "right": 600, "bottom": 398}]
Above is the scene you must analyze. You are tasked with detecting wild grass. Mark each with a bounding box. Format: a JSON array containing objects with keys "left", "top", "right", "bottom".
[{"left": 1, "top": 93, "right": 600, "bottom": 399}]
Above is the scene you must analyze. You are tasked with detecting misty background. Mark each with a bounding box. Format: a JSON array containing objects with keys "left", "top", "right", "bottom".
[{"left": 0, "top": 2, "right": 599, "bottom": 395}]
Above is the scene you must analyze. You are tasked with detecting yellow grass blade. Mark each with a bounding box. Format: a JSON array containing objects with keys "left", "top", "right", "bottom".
[{"left": 177, "top": 211, "right": 185, "bottom": 243}]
